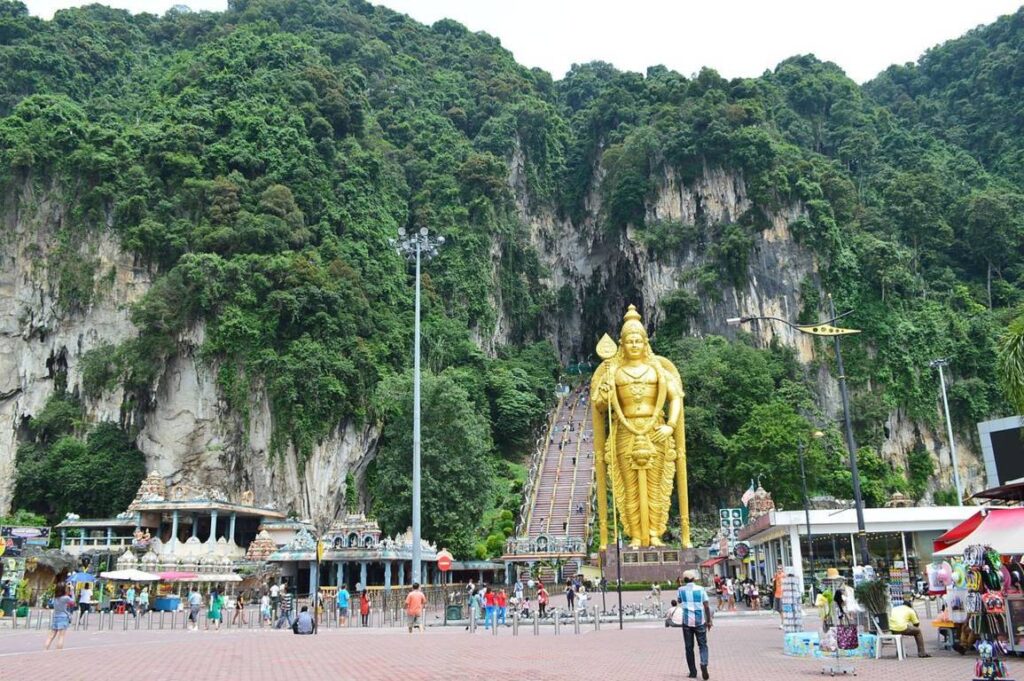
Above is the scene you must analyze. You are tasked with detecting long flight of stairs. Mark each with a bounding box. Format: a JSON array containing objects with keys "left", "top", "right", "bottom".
[{"left": 525, "top": 386, "right": 595, "bottom": 543}]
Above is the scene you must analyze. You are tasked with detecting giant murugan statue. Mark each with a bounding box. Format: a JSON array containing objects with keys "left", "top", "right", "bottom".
[{"left": 591, "top": 305, "right": 691, "bottom": 549}]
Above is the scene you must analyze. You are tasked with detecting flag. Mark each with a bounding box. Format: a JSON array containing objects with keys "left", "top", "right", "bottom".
[{"left": 741, "top": 481, "right": 756, "bottom": 507}]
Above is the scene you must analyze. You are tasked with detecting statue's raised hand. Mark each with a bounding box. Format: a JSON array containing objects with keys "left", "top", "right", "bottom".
[{"left": 650, "top": 424, "right": 674, "bottom": 444}]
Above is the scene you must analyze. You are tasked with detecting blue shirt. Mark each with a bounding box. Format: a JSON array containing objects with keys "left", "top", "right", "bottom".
[
  {"left": 676, "top": 583, "right": 707, "bottom": 627},
  {"left": 336, "top": 589, "right": 350, "bottom": 608}
]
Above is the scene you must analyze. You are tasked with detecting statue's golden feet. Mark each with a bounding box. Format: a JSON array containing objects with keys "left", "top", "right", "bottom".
[
  {"left": 649, "top": 536, "right": 665, "bottom": 546},
  {"left": 629, "top": 541, "right": 641, "bottom": 549}
]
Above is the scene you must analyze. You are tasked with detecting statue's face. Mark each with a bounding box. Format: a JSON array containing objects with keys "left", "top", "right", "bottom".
[{"left": 623, "top": 332, "right": 646, "bottom": 359}]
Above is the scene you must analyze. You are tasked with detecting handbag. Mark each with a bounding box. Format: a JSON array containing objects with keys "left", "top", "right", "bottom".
[
  {"left": 835, "top": 616, "right": 859, "bottom": 650},
  {"left": 665, "top": 606, "right": 683, "bottom": 627}
]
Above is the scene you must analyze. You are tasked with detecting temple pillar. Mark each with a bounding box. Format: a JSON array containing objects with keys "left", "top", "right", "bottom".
[
  {"left": 209, "top": 510, "right": 219, "bottom": 543},
  {"left": 398, "top": 562, "right": 405, "bottom": 586},
  {"left": 228, "top": 512, "right": 237, "bottom": 545},
  {"left": 384, "top": 561, "right": 392, "bottom": 591},
  {"left": 359, "top": 561, "right": 368, "bottom": 589},
  {"left": 335, "top": 562, "right": 343, "bottom": 588},
  {"left": 170, "top": 511, "right": 179, "bottom": 554},
  {"left": 191, "top": 513, "right": 199, "bottom": 539},
  {"left": 106, "top": 527, "right": 112, "bottom": 547},
  {"left": 309, "top": 560, "right": 319, "bottom": 598}
]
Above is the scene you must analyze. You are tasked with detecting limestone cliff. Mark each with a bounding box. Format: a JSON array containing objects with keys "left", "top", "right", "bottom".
[
  {"left": 0, "top": 185, "right": 376, "bottom": 517},
  {"left": 512, "top": 157, "right": 982, "bottom": 500}
]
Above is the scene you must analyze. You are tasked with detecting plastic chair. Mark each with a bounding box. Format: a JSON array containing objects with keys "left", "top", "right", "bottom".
[{"left": 872, "top": 617, "right": 905, "bottom": 660}]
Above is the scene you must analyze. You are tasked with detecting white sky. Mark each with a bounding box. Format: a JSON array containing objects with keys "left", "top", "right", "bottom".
[{"left": 23, "top": 0, "right": 1024, "bottom": 83}]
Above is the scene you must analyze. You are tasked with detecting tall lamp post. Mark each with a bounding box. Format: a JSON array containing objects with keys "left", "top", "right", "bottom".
[
  {"left": 391, "top": 227, "right": 445, "bottom": 584},
  {"left": 798, "top": 431, "right": 825, "bottom": 597},
  {"left": 727, "top": 296, "right": 870, "bottom": 566},
  {"left": 929, "top": 358, "right": 964, "bottom": 506}
]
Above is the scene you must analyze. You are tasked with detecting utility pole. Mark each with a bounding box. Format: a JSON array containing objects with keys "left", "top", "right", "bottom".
[{"left": 930, "top": 358, "right": 964, "bottom": 505}]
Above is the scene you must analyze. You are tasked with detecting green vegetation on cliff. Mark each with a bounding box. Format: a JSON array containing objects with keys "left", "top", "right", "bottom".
[{"left": 1, "top": 0, "right": 1023, "bottom": 548}]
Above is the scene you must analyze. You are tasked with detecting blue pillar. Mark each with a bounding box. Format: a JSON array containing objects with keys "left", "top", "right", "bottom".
[
  {"left": 106, "top": 527, "right": 112, "bottom": 547},
  {"left": 228, "top": 512, "right": 236, "bottom": 545},
  {"left": 335, "top": 562, "right": 343, "bottom": 588},
  {"left": 398, "top": 562, "right": 405, "bottom": 586},
  {"left": 359, "top": 561, "right": 368, "bottom": 589},
  {"left": 170, "top": 511, "right": 179, "bottom": 554},
  {"left": 209, "top": 510, "right": 219, "bottom": 543},
  {"left": 384, "top": 561, "right": 392, "bottom": 591},
  {"left": 309, "top": 560, "right": 319, "bottom": 599}
]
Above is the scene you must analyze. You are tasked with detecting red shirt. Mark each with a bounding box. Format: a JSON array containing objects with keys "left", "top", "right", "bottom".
[
  {"left": 359, "top": 595, "right": 370, "bottom": 615},
  {"left": 538, "top": 588, "right": 548, "bottom": 604},
  {"left": 496, "top": 592, "right": 507, "bottom": 607},
  {"left": 484, "top": 592, "right": 496, "bottom": 607}
]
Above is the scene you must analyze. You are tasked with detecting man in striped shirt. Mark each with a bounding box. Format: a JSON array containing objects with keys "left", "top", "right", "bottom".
[{"left": 677, "top": 569, "right": 713, "bottom": 680}]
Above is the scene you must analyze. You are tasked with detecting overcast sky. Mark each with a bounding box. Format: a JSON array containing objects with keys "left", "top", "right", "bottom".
[{"left": 23, "top": 0, "right": 1024, "bottom": 82}]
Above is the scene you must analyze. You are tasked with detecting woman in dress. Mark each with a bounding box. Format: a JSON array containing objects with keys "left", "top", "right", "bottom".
[
  {"left": 45, "top": 582, "right": 74, "bottom": 650},
  {"left": 207, "top": 588, "right": 223, "bottom": 631},
  {"left": 359, "top": 590, "right": 371, "bottom": 626}
]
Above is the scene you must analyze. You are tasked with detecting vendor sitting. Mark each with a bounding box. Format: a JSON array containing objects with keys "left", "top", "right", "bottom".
[
  {"left": 889, "top": 600, "right": 932, "bottom": 658},
  {"left": 292, "top": 606, "right": 316, "bottom": 635}
]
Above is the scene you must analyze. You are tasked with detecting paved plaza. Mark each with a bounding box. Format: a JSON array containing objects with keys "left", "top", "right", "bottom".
[{"left": 0, "top": 611, "right": 1002, "bottom": 681}]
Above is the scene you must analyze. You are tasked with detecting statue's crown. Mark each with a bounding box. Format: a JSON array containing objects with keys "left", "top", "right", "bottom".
[{"left": 620, "top": 304, "right": 647, "bottom": 338}]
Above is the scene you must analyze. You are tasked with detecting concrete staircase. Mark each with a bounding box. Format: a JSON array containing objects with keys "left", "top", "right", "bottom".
[{"left": 524, "top": 387, "right": 595, "bottom": 543}]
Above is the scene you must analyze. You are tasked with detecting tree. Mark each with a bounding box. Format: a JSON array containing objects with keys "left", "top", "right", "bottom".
[
  {"left": 999, "top": 310, "right": 1024, "bottom": 417},
  {"left": 370, "top": 370, "right": 494, "bottom": 558}
]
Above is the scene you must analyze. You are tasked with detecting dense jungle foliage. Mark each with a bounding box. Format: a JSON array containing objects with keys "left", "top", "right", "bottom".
[{"left": 1, "top": 0, "right": 1022, "bottom": 553}]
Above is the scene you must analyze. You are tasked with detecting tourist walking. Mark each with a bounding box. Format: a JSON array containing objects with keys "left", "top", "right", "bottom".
[
  {"left": 139, "top": 586, "right": 150, "bottom": 615},
  {"left": 77, "top": 583, "right": 93, "bottom": 623},
  {"left": 44, "top": 582, "right": 74, "bottom": 651},
  {"left": 207, "top": 588, "right": 223, "bottom": 631},
  {"left": 564, "top": 581, "right": 575, "bottom": 611},
  {"left": 275, "top": 585, "right": 293, "bottom": 629},
  {"left": 677, "top": 570, "right": 713, "bottom": 680},
  {"left": 497, "top": 589, "right": 508, "bottom": 625},
  {"left": 260, "top": 592, "right": 271, "bottom": 625},
  {"left": 405, "top": 582, "right": 426, "bottom": 633},
  {"left": 537, "top": 584, "right": 549, "bottom": 618},
  {"left": 772, "top": 566, "right": 785, "bottom": 629},
  {"left": 187, "top": 586, "right": 203, "bottom": 631},
  {"left": 483, "top": 586, "right": 496, "bottom": 628},
  {"left": 232, "top": 592, "right": 248, "bottom": 625},
  {"left": 336, "top": 585, "right": 351, "bottom": 626},
  {"left": 270, "top": 582, "right": 280, "bottom": 620},
  {"left": 125, "top": 584, "right": 137, "bottom": 618},
  {"left": 359, "top": 590, "right": 370, "bottom": 626}
]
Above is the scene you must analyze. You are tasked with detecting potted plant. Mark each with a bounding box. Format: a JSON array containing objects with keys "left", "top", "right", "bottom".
[{"left": 854, "top": 579, "right": 890, "bottom": 632}]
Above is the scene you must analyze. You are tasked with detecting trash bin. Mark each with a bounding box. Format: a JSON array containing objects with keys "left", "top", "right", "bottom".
[
  {"left": 0, "top": 597, "right": 15, "bottom": 616},
  {"left": 445, "top": 604, "right": 463, "bottom": 623}
]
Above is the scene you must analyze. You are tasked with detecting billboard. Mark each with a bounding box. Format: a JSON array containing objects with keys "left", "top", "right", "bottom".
[
  {"left": 977, "top": 416, "right": 1024, "bottom": 488},
  {"left": 0, "top": 526, "right": 51, "bottom": 557}
]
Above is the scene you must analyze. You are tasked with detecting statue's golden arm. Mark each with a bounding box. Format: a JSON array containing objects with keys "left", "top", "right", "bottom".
[{"left": 656, "top": 356, "right": 691, "bottom": 548}]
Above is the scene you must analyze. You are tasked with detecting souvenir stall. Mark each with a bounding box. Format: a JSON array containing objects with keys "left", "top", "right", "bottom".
[
  {"left": 784, "top": 567, "right": 879, "bottom": 664},
  {"left": 930, "top": 508, "right": 1024, "bottom": 679}
]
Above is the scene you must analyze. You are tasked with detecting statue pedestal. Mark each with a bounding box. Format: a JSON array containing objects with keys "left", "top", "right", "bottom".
[{"left": 601, "top": 544, "right": 701, "bottom": 584}]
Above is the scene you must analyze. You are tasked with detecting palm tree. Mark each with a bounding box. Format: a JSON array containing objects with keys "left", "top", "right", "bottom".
[{"left": 999, "top": 311, "right": 1024, "bottom": 416}]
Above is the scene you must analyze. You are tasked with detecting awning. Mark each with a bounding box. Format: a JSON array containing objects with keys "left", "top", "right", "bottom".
[
  {"left": 969, "top": 479, "right": 1024, "bottom": 504},
  {"left": 158, "top": 571, "right": 199, "bottom": 581},
  {"left": 99, "top": 569, "right": 159, "bottom": 581},
  {"left": 196, "top": 573, "right": 242, "bottom": 583},
  {"left": 700, "top": 556, "right": 727, "bottom": 568},
  {"left": 934, "top": 508, "right": 1024, "bottom": 557},
  {"left": 933, "top": 511, "right": 986, "bottom": 552}
]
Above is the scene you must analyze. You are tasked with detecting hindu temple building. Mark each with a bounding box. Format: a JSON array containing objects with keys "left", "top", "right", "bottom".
[
  {"left": 56, "top": 472, "right": 286, "bottom": 573},
  {"left": 267, "top": 514, "right": 440, "bottom": 592}
]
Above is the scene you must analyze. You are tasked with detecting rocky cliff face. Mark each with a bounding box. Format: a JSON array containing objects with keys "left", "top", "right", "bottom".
[
  {"left": 512, "top": 156, "right": 980, "bottom": 499},
  {"left": 0, "top": 185, "right": 377, "bottom": 518}
]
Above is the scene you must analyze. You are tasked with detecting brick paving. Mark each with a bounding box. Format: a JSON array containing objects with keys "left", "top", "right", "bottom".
[{"left": 0, "top": 612, "right": 1002, "bottom": 681}]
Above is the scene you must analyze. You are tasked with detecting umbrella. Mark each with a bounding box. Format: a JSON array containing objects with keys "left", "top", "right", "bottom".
[
  {"left": 99, "top": 569, "right": 159, "bottom": 582},
  {"left": 66, "top": 571, "right": 96, "bottom": 584},
  {"left": 158, "top": 571, "right": 199, "bottom": 581}
]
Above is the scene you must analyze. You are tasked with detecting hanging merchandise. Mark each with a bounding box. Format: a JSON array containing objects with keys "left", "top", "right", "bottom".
[
  {"left": 929, "top": 560, "right": 954, "bottom": 594},
  {"left": 974, "top": 638, "right": 1012, "bottom": 681}
]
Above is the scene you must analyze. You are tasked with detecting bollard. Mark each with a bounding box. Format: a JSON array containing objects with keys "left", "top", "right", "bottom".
[
  {"left": 37, "top": 610, "right": 45, "bottom": 630},
  {"left": 593, "top": 606, "right": 599, "bottom": 631},
  {"left": 160, "top": 610, "right": 165, "bottom": 630},
  {"left": 136, "top": 612, "right": 141, "bottom": 630},
  {"left": 553, "top": 608, "right": 560, "bottom": 635},
  {"left": 249, "top": 607, "right": 255, "bottom": 629},
  {"left": 9, "top": 609, "right": 15, "bottom": 630},
  {"left": 469, "top": 607, "right": 476, "bottom": 633},
  {"left": 512, "top": 608, "right": 519, "bottom": 637},
  {"left": 123, "top": 611, "right": 129, "bottom": 630},
  {"left": 924, "top": 599, "right": 933, "bottom": 619},
  {"left": 491, "top": 608, "right": 498, "bottom": 636},
  {"left": 573, "top": 608, "right": 580, "bottom": 634},
  {"left": 532, "top": 612, "right": 539, "bottom": 636},
  {"left": 147, "top": 610, "right": 152, "bottom": 630}
]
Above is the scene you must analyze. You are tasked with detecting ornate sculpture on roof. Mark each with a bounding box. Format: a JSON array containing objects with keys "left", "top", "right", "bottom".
[
  {"left": 246, "top": 531, "right": 277, "bottom": 561},
  {"left": 283, "top": 528, "right": 317, "bottom": 552},
  {"left": 748, "top": 484, "right": 775, "bottom": 520},
  {"left": 168, "top": 482, "right": 225, "bottom": 502},
  {"left": 128, "top": 471, "right": 167, "bottom": 510},
  {"left": 884, "top": 491, "right": 914, "bottom": 508},
  {"left": 239, "top": 490, "right": 255, "bottom": 506}
]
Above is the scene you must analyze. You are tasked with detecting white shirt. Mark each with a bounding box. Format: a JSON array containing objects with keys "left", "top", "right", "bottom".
[
  {"left": 80, "top": 587, "right": 93, "bottom": 604},
  {"left": 261, "top": 595, "right": 270, "bottom": 608},
  {"left": 270, "top": 585, "right": 280, "bottom": 598}
]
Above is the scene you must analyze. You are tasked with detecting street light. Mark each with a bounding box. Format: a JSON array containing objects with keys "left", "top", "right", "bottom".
[
  {"left": 727, "top": 296, "right": 870, "bottom": 567},
  {"left": 929, "top": 358, "right": 964, "bottom": 506},
  {"left": 798, "top": 430, "right": 825, "bottom": 598},
  {"left": 391, "top": 226, "right": 445, "bottom": 584}
]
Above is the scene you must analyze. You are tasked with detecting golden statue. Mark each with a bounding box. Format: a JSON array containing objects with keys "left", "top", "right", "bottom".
[{"left": 590, "top": 305, "right": 691, "bottom": 549}]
